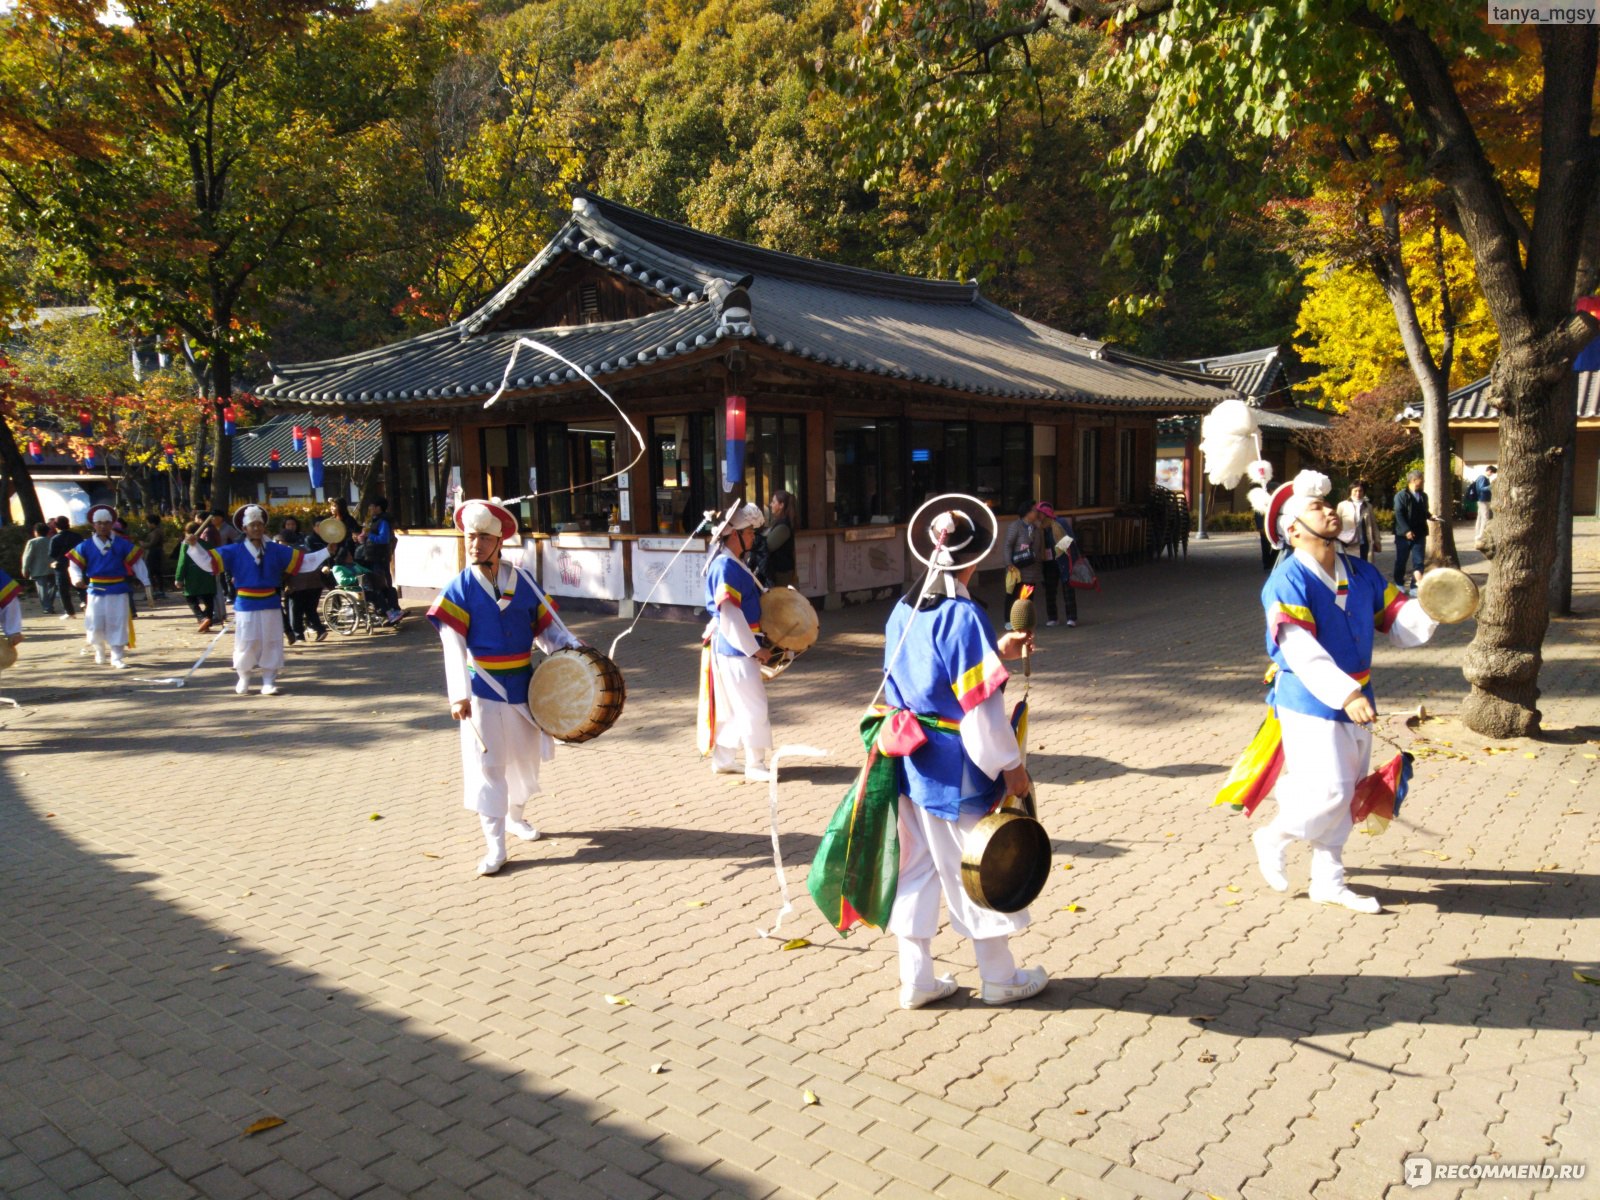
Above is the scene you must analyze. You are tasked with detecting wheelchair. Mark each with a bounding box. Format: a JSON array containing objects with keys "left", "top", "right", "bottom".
[{"left": 317, "top": 566, "right": 382, "bottom": 636}]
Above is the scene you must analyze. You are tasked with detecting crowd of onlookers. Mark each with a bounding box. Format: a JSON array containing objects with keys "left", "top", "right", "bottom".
[{"left": 14, "top": 497, "right": 407, "bottom": 646}]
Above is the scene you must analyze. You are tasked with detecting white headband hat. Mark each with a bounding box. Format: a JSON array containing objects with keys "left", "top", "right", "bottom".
[
  {"left": 241, "top": 505, "right": 267, "bottom": 528},
  {"left": 453, "top": 498, "right": 517, "bottom": 540},
  {"left": 88, "top": 504, "right": 116, "bottom": 524},
  {"left": 1276, "top": 470, "right": 1332, "bottom": 542},
  {"left": 710, "top": 501, "right": 765, "bottom": 540}
]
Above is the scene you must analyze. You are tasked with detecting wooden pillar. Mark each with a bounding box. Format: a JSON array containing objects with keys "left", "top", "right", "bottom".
[{"left": 806, "top": 406, "right": 826, "bottom": 530}]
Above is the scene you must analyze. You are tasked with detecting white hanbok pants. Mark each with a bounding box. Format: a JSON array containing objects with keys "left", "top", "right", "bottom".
[
  {"left": 1262, "top": 707, "right": 1373, "bottom": 890},
  {"left": 460, "top": 696, "right": 554, "bottom": 818},
  {"left": 889, "top": 800, "right": 1030, "bottom": 942},
  {"left": 710, "top": 652, "right": 772, "bottom": 753},
  {"left": 233, "top": 608, "right": 286, "bottom": 678},
  {"left": 84, "top": 591, "right": 131, "bottom": 651}
]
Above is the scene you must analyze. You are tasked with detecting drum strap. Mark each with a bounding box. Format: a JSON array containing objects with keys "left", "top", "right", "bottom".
[{"left": 510, "top": 563, "right": 582, "bottom": 647}]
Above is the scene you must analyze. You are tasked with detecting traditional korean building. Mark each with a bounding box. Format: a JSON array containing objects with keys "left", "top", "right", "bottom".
[
  {"left": 1400, "top": 372, "right": 1600, "bottom": 515},
  {"left": 257, "top": 193, "right": 1234, "bottom": 610}
]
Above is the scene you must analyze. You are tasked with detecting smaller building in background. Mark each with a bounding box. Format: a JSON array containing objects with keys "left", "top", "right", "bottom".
[
  {"left": 1158, "top": 346, "right": 1330, "bottom": 513},
  {"left": 1400, "top": 373, "right": 1600, "bottom": 516},
  {"left": 231, "top": 413, "right": 382, "bottom": 506}
]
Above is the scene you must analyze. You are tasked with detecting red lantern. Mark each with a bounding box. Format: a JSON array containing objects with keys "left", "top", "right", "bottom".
[
  {"left": 78, "top": 410, "right": 92, "bottom": 436},
  {"left": 292, "top": 424, "right": 306, "bottom": 451},
  {"left": 222, "top": 405, "right": 238, "bottom": 436}
]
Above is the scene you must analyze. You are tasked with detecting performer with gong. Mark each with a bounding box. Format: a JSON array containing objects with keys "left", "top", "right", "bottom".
[
  {"left": 699, "top": 502, "right": 776, "bottom": 782},
  {"left": 66, "top": 505, "right": 152, "bottom": 669},
  {"left": 182, "top": 505, "right": 331, "bottom": 695},
  {"left": 428, "top": 499, "right": 583, "bottom": 876},
  {"left": 1239, "top": 471, "right": 1441, "bottom": 913},
  {"left": 811, "top": 495, "right": 1048, "bottom": 1009}
]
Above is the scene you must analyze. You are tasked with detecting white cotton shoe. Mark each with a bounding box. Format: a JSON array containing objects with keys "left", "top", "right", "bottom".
[
  {"left": 110, "top": 658, "right": 127, "bottom": 670},
  {"left": 260, "top": 683, "right": 280, "bottom": 696},
  {"left": 93, "top": 648, "right": 106, "bottom": 665},
  {"left": 1252, "top": 828, "right": 1290, "bottom": 893},
  {"left": 900, "top": 975, "right": 960, "bottom": 1010},
  {"left": 1309, "top": 885, "right": 1382, "bottom": 914},
  {"left": 711, "top": 760, "right": 743, "bottom": 776},
  {"left": 506, "top": 818, "right": 541, "bottom": 842},
  {"left": 980, "top": 966, "right": 1049, "bottom": 1006},
  {"left": 59, "top": 613, "right": 72, "bottom": 621},
  {"left": 476, "top": 852, "right": 507, "bottom": 877},
  {"left": 235, "top": 677, "right": 250, "bottom": 695},
  {"left": 744, "top": 764, "right": 774, "bottom": 783}
]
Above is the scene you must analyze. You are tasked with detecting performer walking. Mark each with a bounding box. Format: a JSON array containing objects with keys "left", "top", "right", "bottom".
[
  {"left": 427, "top": 499, "right": 580, "bottom": 876},
  {"left": 65, "top": 505, "right": 152, "bottom": 668},
  {"left": 182, "top": 505, "right": 330, "bottom": 694},
  {"left": 1248, "top": 471, "right": 1439, "bottom": 913},
  {"left": 811, "top": 496, "right": 1048, "bottom": 1009},
  {"left": 698, "top": 502, "right": 774, "bottom": 782},
  {"left": 1, "top": 567, "right": 23, "bottom": 645}
]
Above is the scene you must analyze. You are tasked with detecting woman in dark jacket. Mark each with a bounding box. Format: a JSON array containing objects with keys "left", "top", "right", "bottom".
[{"left": 765, "top": 490, "right": 798, "bottom": 587}]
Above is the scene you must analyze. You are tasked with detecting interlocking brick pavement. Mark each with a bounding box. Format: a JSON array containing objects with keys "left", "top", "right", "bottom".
[{"left": 2, "top": 524, "right": 1597, "bottom": 1199}]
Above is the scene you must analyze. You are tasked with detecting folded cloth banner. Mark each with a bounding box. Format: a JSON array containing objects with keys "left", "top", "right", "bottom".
[
  {"left": 1213, "top": 707, "right": 1284, "bottom": 816},
  {"left": 1351, "top": 751, "right": 1414, "bottom": 836},
  {"left": 695, "top": 641, "right": 716, "bottom": 756}
]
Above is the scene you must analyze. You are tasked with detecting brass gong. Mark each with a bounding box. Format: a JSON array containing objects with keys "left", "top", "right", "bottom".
[
  {"left": 1416, "top": 567, "right": 1480, "bottom": 624},
  {"left": 960, "top": 793, "right": 1052, "bottom": 914}
]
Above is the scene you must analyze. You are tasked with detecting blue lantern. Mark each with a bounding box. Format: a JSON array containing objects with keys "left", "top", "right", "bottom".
[
  {"left": 306, "top": 426, "right": 325, "bottom": 490},
  {"left": 222, "top": 404, "right": 237, "bottom": 437}
]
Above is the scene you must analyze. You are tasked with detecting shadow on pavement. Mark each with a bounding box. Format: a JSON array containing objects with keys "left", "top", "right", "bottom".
[
  {"left": 1348, "top": 864, "right": 1600, "bottom": 919},
  {"left": 0, "top": 759, "right": 776, "bottom": 1198}
]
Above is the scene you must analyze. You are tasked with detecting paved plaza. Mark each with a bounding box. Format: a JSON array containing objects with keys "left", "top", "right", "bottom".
[{"left": 2, "top": 526, "right": 1597, "bottom": 1200}]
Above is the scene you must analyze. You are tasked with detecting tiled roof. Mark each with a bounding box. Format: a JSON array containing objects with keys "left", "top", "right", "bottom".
[
  {"left": 232, "top": 413, "right": 381, "bottom": 468},
  {"left": 259, "top": 194, "right": 1235, "bottom": 412},
  {"left": 1186, "top": 346, "right": 1287, "bottom": 402},
  {"left": 1401, "top": 372, "right": 1600, "bottom": 423},
  {"left": 1255, "top": 405, "right": 1330, "bottom": 432}
]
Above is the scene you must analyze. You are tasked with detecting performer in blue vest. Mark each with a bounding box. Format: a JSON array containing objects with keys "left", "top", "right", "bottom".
[
  {"left": 182, "top": 505, "right": 329, "bottom": 695},
  {"left": 697, "top": 502, "right": 775, "bottom": 782},
  {"left": 65, "top": 505, "right": 152, "bottom": 668},
  {"left": 879, "top": 496, "right": 1047, "bottom": 1008},
  {"left": 428, "top": 499, "right": 581, "bottom": 876},
  {"left": 0, "top": 567, "right": 22, "bottom": 646},
  {"left": 1251, "top": 471, "right": 1440, "bottom": 913}
]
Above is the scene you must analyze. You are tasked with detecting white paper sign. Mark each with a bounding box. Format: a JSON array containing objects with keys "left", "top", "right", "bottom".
[
  {"left": 793, "top": 535, "right": 826, "bottom": 596},
  {"left": 542, "top": 539, "right": 624, "bottom": 600},
  {"left": 392, "top": 533, "right": 459, "bottom": 592},
  {"left": 631, "top": 543, "right": 711, "bottom": 606},
  {"left": 836, "top": 536, "right": 905, "bottom": 591}
]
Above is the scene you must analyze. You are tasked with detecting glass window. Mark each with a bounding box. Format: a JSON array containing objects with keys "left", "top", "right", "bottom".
[
  {"left": 1004, "top": 424, "right": 1031, "bottom": 513},
  {"left": 1078, "top": 428, "right": 1103, "bottom": 508},
  {"left": 1117, "top": 428, "right": 1139, "bottom": 503},
  {"left": 747, "top": 413, "right": 804, "bottom": 516},
  {"left": 942, "top": 423, "right": 971, "bottom": 495},
  {"left": 833, "top": 417, "right": 903, "bottom": 525},
  {"left": 909, "top": 420, "right": 941, "bottom": 504},
  {"left": 535, "top": 422, "right": 572, "bottom": 531},
  {"left": 393, "top": 429, "right": 451, "bottom": 528},
  {"left": 650, "top": 413, "right": 717, "bottom": 533}
]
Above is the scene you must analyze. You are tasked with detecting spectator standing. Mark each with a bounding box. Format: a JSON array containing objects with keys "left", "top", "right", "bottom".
[
  {"left": 48, "top": 516, "right": 77, "bottom": 619},
  {"left": 174, "top": 520, "right": 220, "bottom": 631},
  {"left": 142, "top": 513, "right": 169, "bottom": 598},
  {"left": 1392, "top": 470, "right": 1433, "bottom": 594},
  {"left": 1335, "top": 482, "right": 1382, "bottom": 563},
  {"left": 1471, "top": 465, "right": 1497, "bottom": 545},
  {"left": 1034, "top": 503, "right": 1078, "bottom": 627},
  {"left": 1002, "top": 502, "right": 1043, "bottom": 622},
  {"left": 276, "top": 518, "right": 328, "bottom": 643},
  {"left": 22, "top": 522, "right": 57, "bottom": 614},
  {"left": 765, "top": 490, "right": 799, "bottom": 587},
  {"left": 357, "top": 497, "right": 403, "bottom": 625}
]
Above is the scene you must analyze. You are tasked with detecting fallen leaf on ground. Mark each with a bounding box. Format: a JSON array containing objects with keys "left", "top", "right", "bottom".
[
  {"left": 1223, "top": 899, "right": 1240, "bottom": 907},
  {"left": 1197, "top": 1052, "right": 1216, "bottom": 1063},
  {"left": 603, "top": 994, "right": 631, "bottom": 1007},
  {"left": 1535, "top": 864, "right": 1560, "bottom": 872},
  {"left": 1524, "top": 752, "right": 1538, "bottom": 759},
  {"left": 1226, "top": 885, "right": 1241, "bottom": 893},
  {"left": 683, "top": 900, "right": 708, "bottom": 908},
  {"left": 802, "top": 1089, "right": 819, "bottom": 1106},
  {"left": 423, "top": 852, "right": 441, "bottom": 859},
  {"left": 369, "top": 813, "right": 382, "bottom": 821},
  {"left": 1573, "top": 970, "right": 1600, "bottom": 986},
  {"left": 1060, "top": 863, "right": 1073, "bottom": 871},
  {"left": 1584, "top": 753, "right": 1597, "bottom": 760},
  {"left": 210, "top": 964, "right": 235, "bottom": 972},
  {"left": 242, "top": 1117, "right": 285, "bottom": 1137},
  {"left": 1563, "top": 810, "right": 1584, "bottom": 816},
  {"left": 649, "top": 1063, "right": 665, "bottom": 1074},
  {"left": 781, "top": 938, "right": 811, "bottom": 951},
  {"left": 1062, "top": 903, "right": 1083, "bottom": 913},
  {"left": 1075, "top": 1109, "right": 1089, "bottom": 1115}
]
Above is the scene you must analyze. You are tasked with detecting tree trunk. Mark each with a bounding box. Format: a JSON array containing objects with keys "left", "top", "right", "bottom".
[
  {"left": 1547, "top": 373, "right": 1578, "bottom": 616},
  {"left": 0, "top": 420, "right": 45, "bottom": 527},
  {"left": 1420, "top": 375, "right": 1459, "bottom": 569},
  {"left": 188, "top": 412, "right": 209, "bottom": 511},
  {"left": 1460, "top": 364, "right": 1570, "bottom": 737},
  {"left": 209, "top": 347, "right": 235, "bottom": 511}
]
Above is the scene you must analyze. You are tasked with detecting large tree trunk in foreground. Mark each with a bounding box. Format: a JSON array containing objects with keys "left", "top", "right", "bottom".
[
  {"left": 0, "top": 420, "right": 44, "bottom": 527},
  {"left": 1548, "top": 374, "right": 1577, "bottom": 615},
  {"left": 1460, "top": 363, "right": 1574, "bottom": 737}
]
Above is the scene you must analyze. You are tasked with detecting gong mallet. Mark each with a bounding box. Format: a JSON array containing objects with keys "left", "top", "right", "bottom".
[{"left": 1009, "top": 584, "right": 1036, "bottom": 677}]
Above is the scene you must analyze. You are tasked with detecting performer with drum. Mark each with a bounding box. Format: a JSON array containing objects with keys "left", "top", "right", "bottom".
[
  {"left": 1246, "top": 471, "right": 1440, "bottom": 913},
  {"left": 427, "top": 499, "right": 582, "bottom": 876},
  {"left": 0, "top": 567, "right": 23, "bottom": 647},
  {"left": 182, "top": 505, "right": 331, "bottom": 695},
  {"left": 699, "top": 502, "right": 776, "bottom": 782},
  {"left": 66, "top": 505, "right": 153, "bottom": 669}
]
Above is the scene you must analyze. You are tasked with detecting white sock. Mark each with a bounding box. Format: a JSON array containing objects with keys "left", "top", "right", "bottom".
[
  {"left": 974, "top": 937, "right": 1018, "bottom": 985},
  {"left": 507, "top": 805, "right": 539, "bottom": 840},
  {"left": 261, "top": 672, "right": 277, "bottom": 691},
  {"left": 898, "top": 936, "right": 935, "bottom": 993},
  {"left": 479, "top": 814, "right": 506, "bottom": 862}
]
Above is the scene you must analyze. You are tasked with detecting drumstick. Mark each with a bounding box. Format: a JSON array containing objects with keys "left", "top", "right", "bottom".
[{"left": 465, "top": 711, "right": 487, "bottom": 753}]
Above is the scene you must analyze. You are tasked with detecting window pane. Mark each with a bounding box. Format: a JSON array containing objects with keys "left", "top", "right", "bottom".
[{"left": 910, "top": 420, "right": 940, "bottom": 505}]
